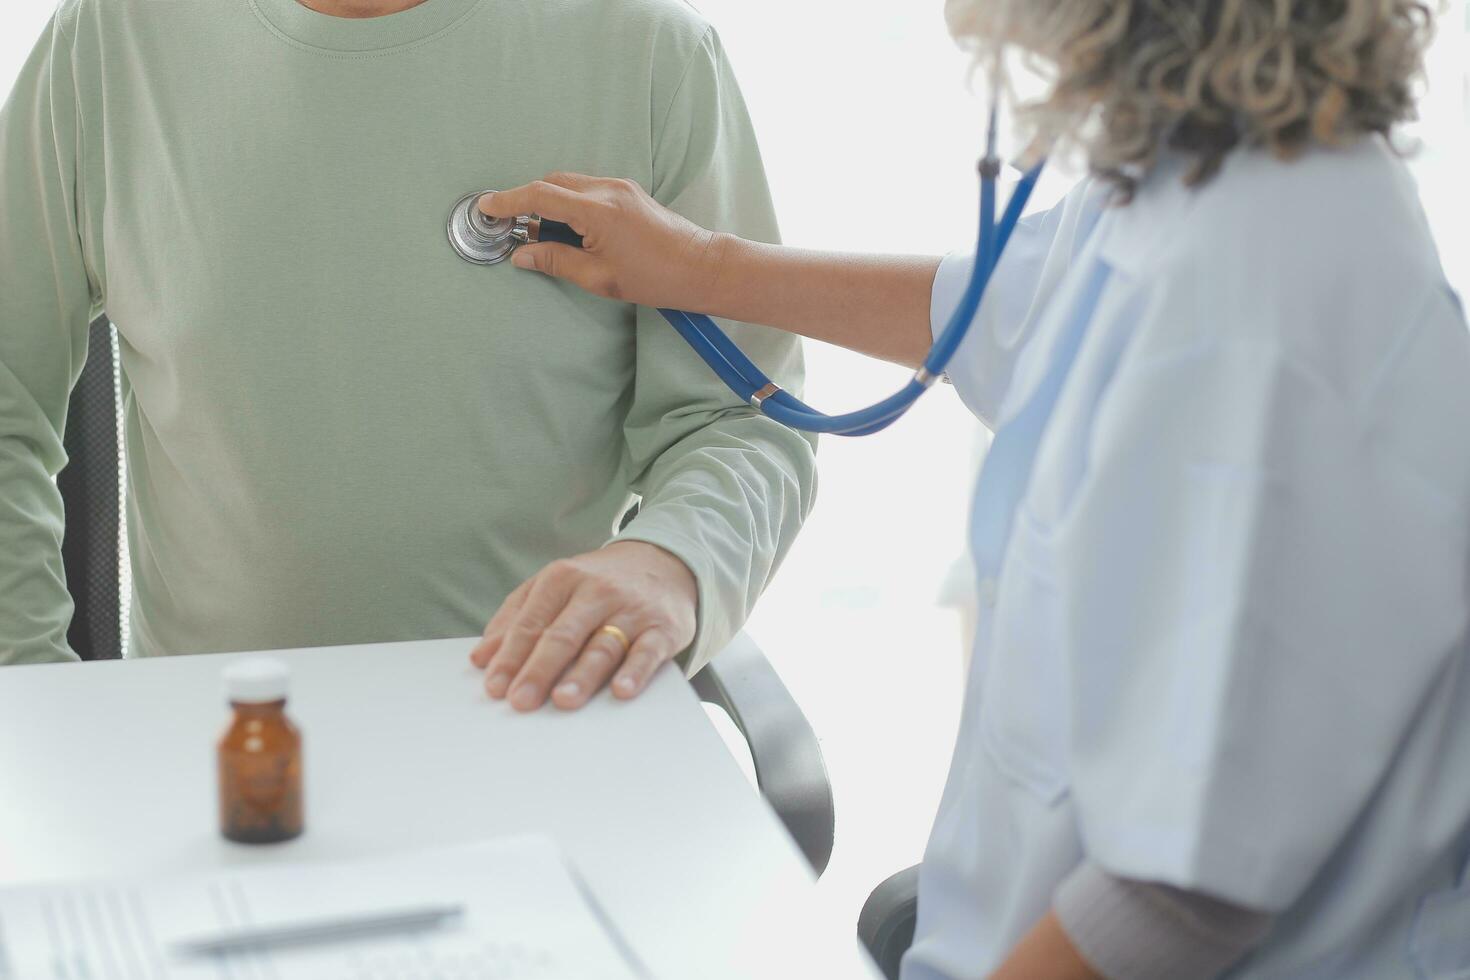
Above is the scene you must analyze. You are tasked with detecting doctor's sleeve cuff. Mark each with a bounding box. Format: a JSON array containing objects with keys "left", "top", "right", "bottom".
[{"left": 1053, "top": 861, "right": 1274, "bottom": 980}]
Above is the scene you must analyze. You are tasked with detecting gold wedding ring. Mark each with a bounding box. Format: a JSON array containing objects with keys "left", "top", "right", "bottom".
[{"left": 596, "top": 624, "right": 631, "bottom": 654}]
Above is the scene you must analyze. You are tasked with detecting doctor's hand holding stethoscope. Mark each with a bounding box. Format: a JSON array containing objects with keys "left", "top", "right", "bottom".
[
  {"left": 474, "top": 3, "right": 1470, "bottom": 979},
  {"left": 485, "top": 172, "right": 947, "bottom": 373}
]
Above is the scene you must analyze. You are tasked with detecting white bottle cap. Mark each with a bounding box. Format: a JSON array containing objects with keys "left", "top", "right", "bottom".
[{"left": 222, "top": 657, "right": 290, "bottom": 704}]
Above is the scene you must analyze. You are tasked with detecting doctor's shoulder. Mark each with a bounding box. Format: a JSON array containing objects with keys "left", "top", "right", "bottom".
[
  {"left": 1136, "top": 137, "right": 1431, "bottom": 274},
  {"left": 1117, "top": 137, "right": 1458, "bottom": 366}
]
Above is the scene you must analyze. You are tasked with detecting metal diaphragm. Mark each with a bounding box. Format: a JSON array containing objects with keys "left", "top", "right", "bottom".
[{"left": 447, "top": 190, "right": 523, "bottom": 265}]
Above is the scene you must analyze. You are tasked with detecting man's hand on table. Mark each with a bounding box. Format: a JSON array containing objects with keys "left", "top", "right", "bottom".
[{"left": 469, "top": 541, "right": 698, "bottom": 711}]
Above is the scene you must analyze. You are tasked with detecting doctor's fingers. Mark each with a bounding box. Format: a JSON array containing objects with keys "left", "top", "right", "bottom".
[
  {"left": 478, "top": 569, "right": 579, "bottom": 698},
  {"left": 539, "top": 171, "right": 599, "bottom": 191},
  {"left": 502, "top": 589, "right": 626, "bottom": 712},
  {"left": 478, "top": 180, "right": 595, "bottom": 230},
  {"left": 511, "top": 243, "right": 621, "bottom": 297}
]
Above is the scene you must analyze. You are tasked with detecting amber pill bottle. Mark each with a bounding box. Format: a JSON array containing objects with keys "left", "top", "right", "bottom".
[{"left": 218, "top": 658, "right": 304, "bottom": 844}]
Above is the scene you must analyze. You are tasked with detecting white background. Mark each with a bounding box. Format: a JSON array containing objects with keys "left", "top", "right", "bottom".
[{"left": 4, "top": 0, "right": 1468, "bottom": 938}]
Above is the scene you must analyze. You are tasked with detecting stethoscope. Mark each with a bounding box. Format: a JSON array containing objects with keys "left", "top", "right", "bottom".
[{"left": 447, "top": 111, "right": 1043, "bottom": 437}]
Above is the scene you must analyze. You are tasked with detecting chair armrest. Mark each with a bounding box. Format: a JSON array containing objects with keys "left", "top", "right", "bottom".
[
  {"left": 858, "top": 864, "right": 921, "bottom": 980},
  {"left": 692, "top": 632, "right": 835, "bottom": 876}
]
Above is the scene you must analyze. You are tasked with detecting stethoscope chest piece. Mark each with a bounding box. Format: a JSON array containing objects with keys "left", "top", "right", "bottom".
[{"left": 447, "top": 190, "right": 529, "bottom": 266}]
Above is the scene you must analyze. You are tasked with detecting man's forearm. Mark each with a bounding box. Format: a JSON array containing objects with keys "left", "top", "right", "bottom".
[
  {"left": 0, "top": 419, "right": 83, "bottom": 665},
  {"left": 1, "top": 10, "right": 95, "bottom": 667},
  {"left": 705, "top": 236, "right": 940, "bottom": 369},
  {"left": 613, "top": 416, "right": 816, "bottom": 675}
]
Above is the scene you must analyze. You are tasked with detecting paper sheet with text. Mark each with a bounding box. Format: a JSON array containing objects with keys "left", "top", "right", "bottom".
[{"left": 0, "top": 834, "right": 648, "bottom": 980}]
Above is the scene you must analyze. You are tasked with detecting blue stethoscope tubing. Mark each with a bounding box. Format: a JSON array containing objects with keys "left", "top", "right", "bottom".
[{"left": 657, "top": 136, "right": 1044, "bottom": 437}]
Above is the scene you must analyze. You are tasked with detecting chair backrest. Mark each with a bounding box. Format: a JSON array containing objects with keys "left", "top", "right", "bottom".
[{"left": 57, "top": 315, "right": 124, "bottom": 661}]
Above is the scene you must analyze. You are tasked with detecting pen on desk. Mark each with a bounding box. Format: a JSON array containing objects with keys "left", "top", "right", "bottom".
[{"left": 172, "top": 903, "right": 464, "bottom": 957}]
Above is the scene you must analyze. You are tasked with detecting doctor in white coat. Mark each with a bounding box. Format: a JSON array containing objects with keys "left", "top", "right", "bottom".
[{"left": 479, "top": 0, "right": 1470, "bottom": 976}]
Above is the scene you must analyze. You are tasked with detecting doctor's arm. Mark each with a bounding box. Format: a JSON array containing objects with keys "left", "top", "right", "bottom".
[
  {"left": 479, "top": 176, "right": 942, "bottom": 368},
  {"left": 0, "top": 13, "right": 97, "bottom": 666},
  {"left": 484, "top": 173, "right": 1106, "bottom": 408},
  {"left": 487, "top": 174, "right": 1105, "bottom": 439}
]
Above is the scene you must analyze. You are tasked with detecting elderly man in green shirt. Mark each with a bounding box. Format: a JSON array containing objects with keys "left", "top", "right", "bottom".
[{"left": 0, "top": 0, "right": 815, "bottom": 711}]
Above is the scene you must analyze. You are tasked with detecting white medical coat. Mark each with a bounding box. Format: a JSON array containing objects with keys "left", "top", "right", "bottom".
[{"left": 903, "top": 138, "right": 1470, "bottom": 979}]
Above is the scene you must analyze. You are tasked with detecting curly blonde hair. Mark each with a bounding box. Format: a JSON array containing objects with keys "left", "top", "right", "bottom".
[{"left": 947, "top": 0, "right": 1437, "bottom": 196}]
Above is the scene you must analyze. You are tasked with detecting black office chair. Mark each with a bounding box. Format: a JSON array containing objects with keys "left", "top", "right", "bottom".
[
  {"left": 58, "top": 315, "right": 836, "bottom": 876},
  {"left": 858, "top": 864, "right": 922, "bottom": 980},
  {"left": 58, "top": 317, "right": 125, "bottom": 662}
]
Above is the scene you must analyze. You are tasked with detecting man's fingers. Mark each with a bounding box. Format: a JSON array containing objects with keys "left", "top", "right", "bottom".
[
  {"left": 478, "top": 181, "right": 591, "bottom": 227},
  {"left": 611, "top": 628, "right": 677, "bottom": 700},
  {"left": 470, "top": 578, "right": 531, "bottom": 668},
  {"left": 481, "top": 570, "right": 577, "bottom": 699},
  {"left": 476, "top": 543, "right": 697, "bottom": 708},
  {"left": 505, "top": 593, "right": 617, "bottom": 712},
  {"left": 511, "top": 244, "right": 618, "bottom": 298},
  {"left": 550, "top": 618, "right": 640, "bottom": 711}
]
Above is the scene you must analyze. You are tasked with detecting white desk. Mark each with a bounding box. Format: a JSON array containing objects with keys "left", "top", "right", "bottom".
[{"left": 0, "top": 638, "right": 881, "bottom": 978}]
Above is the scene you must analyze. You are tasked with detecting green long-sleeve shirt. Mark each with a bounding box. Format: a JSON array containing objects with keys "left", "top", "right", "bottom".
[{"left": 0, "top": 0, "right": 816, "bottom": 668}]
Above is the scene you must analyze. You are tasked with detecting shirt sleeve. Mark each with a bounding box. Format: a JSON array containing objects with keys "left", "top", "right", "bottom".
[
  {"left": 0, "top": 11, "right": 100, "bottom": 665},
  {"left": 1054, "top": 861, "right": 1273, "bottom": 980},
  {"left": 1053, "top": 291, "right": 1470, "bottom": 909},
  {"left": 930, "top": 178, "right": 1109, "bottom": 428},
  {"left": 611, "top": 26, "right": 817, "bottom": 674}
]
